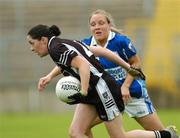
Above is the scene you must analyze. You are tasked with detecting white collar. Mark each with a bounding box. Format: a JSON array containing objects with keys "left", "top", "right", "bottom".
[
  {"left": 90, "top": 31, "right": 115, "bottom": 47},
  {"left": 48, "top": 36, "right": 56, "bottom": 48}
]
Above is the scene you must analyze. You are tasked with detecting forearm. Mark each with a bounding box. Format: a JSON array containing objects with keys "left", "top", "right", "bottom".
[
  {"left": 89, "top": 46, "right": 130, "bottom": 70},
  {"left": 123, "top": 55, "right": 141, "bottom": 87},
  {"left": 71, "top": 56, "right": 90, "bottom": 96},
  {"left": 123, "top": 74, "right": 134, "bottom": 88},
  {"left": 107, "top": 53, "right": 130, "bottom": 70},
  {"left": 47, "top": 66, "right": 61, "bottom": 79},
  {"left": 78, "top": 63, "right": 90, "bottom": 95}
]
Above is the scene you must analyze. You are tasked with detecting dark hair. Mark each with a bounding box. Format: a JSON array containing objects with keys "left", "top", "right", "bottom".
[{"left": 27, "top": 24, "right": 61, "bottom": 40}]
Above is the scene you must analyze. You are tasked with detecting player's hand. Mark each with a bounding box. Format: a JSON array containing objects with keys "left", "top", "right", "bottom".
[
  {"left": 121, "top": 85, "right": 131, "bottom": 105},
  {"left": 67, "top": 91, "right": 87, "bottom": 105},
  {"left": 38, "top": 75, "right": 52, "bottom": 92},
  {"left": 127, "top": 66, "right": 146, "bottom": 80}
]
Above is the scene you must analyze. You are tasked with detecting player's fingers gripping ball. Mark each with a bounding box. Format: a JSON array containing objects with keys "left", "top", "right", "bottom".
[{"left": 55, "top": 76, "right": 81, "bottom": 103}]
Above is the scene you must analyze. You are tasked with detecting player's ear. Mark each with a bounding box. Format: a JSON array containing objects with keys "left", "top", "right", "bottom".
[{"left": 41, "top": 37, "right": 48, "bottom": 45}]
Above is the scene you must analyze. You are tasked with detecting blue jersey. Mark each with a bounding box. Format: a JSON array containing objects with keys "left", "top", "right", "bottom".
[{"left": 82, "top": 32, "right": 146, "bottom": 98}]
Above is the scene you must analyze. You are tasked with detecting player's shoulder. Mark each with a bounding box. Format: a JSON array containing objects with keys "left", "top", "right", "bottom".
[
  {"left": 113, "top": 33, "right": 131, "bottom": 42},
  {"left": 49, "top": 38, "right": 69, "bottom": 52},
  {"left": 54, "top": 38, "right": 81, "bottom": 48},
  {"left": 81, "top": 36, "right": 92, "bottom": 45}
]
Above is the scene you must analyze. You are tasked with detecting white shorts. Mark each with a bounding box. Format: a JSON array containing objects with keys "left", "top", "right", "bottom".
[{"left": 124, "top": 88, "right": 155, "bottom": 118}]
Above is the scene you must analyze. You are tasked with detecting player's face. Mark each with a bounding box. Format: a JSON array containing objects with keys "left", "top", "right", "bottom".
[
  {"left": 89, "top": 14, "right": 111, "bottom": 45},
  {"left": 27, "top": 35, "right": 48, "bottom": 57}
]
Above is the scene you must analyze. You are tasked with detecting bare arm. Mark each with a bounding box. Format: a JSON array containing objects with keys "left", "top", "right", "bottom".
[
  {"left": 47, "top": 66, "right": 62, "bottom": 79},
  {"left": 88, "top": 45, "right": 145, "bottom": 79},
  {"left": 124, "top": 55, "right": 141, "bottom": 87},
  {"left": 89, "top": 45, "right": 130, "bottom": 70},
  {"left": 38, "top": 66, "right": 62, "bottom": 91},
  {"left": 121, "top": 54, "right": 141, "bottom": 103},
  {"left": 123, "top": 54, "right": 141, "bottom": 87},
  {"left": 71, "top": 55, "right": 90, "bottom": 96}
]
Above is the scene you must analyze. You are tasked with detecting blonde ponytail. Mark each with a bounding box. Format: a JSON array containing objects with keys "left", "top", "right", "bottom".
[{"left": 111, "top": 27, "right": 124, "bottom": 35}]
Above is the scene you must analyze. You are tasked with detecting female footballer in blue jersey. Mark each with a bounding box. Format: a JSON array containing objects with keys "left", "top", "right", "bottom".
[
  {"left": 80, "top": 10, "right": 180, "bottom": 138},
  {"left": 81, "top": 10, "right": 165, "bottom": 133}
]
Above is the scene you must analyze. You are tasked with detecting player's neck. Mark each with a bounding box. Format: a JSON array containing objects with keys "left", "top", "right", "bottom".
[{"left": 97, "top": 40, "right": 107, "bottom": 47}]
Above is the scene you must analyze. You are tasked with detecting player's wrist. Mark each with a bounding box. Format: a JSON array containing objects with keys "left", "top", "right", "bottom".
[
  {"left": 46, "top": 74, "right": 53, "bottom": 81},
  {"left": 122, "top": 83, "right": 130, "bottom": 88},
  {"left": 80, "top": 90, "right": 87, "bottom": 96}
]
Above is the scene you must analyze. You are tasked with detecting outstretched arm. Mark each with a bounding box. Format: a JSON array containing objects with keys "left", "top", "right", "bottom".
[
  {"left": 89, "top": 45, "right": 130, "bottom": 70},
  {"left": 89, "top": 45, "right": 145, "bottom": 79}
]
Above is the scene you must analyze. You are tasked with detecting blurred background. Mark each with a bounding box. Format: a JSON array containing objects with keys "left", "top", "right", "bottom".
[{"left": 0, "top": 0, "right": 180, "bottom": 113}]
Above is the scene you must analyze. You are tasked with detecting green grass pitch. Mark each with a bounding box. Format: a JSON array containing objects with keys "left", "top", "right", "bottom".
[{"left": 0, "top": 109, "right": 179, "bottom": 138}]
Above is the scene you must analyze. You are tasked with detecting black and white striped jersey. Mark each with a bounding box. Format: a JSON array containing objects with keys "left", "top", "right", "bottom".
[
  {"left": 47, "top": 36, "right": 124, "bottom": 121},
  {"left": 47, "top": 36, "right": 105, "bottom": 84}
]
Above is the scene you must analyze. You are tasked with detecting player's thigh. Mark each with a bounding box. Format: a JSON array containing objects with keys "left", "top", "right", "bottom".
[
  {"left": 70, "top": 103, "right": 98, "bottom": 133},
  {"left": 90, "top": 116, "right": 103, "bottom": 128},
  {"left": 104, "top": 115, "right": 126, "bottom": 138},
  {"left": 135, "top": 112, "right": 164, "bottom": 130}
]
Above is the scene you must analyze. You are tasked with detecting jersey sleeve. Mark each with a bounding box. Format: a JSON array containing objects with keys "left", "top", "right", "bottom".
[
  {"left": 59, "top": 49, "right": 78, "bottom": 66},
  {"left": 81, "top": 37, "right": 92, "bottom": 46},
  {"left": 50, "top": 45, "right": 78, "bottom": 66},
  {"left": 121, "top": 36, "right": 137, "bottom": 59}
]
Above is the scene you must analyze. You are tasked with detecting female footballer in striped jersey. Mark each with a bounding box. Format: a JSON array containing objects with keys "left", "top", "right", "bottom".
[{"left": 27, "top": 24, "right": 178, "bottom": 138}]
